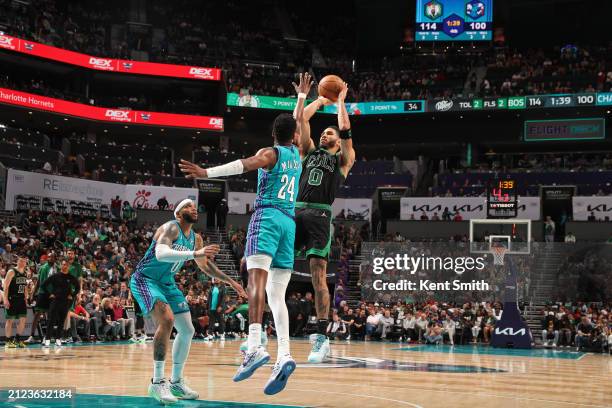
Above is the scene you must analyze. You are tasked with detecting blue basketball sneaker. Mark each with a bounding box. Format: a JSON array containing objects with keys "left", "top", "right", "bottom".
[
  {"left": 233, "top": 346, "right": 270, "bottom": 382},
  {"left": 264, "top": 354, "right": 296, "bottom": 395}
]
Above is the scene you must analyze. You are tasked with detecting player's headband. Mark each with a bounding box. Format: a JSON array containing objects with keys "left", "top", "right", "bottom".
[{"left": 174, "top": 199, "right": 195, "bottom": 218}]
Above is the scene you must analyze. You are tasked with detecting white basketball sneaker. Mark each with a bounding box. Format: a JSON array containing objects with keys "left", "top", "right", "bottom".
[
  {"left": 169, "top": 378, "right": 199, "bottom": 400},
  {"left": 233, "top": 346, "right": 270, "bottom": 382},
  {"left": 239, "top": 330, "right": 268, "bottom": 356},
  {"left": 307, "top": 333, "right": 330, "bottom": 363},
  {"left": 148, "top": 379, "right": 178, "bottom": 405},
  {"left": 264, "top": 354, "right": 296, "bottom": 395}
]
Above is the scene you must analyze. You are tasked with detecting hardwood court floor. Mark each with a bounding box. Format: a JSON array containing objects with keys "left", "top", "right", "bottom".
[{"left": 0, "top": 339, "right": 610, "bottom": 408}]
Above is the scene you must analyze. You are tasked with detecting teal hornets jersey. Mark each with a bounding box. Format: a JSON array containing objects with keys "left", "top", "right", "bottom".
[
  {"left": 254, "top": 145, "right": 302, "bottom": 214},
  {"left": 134, "top": 220, "right": 195, "bottom": 284}
]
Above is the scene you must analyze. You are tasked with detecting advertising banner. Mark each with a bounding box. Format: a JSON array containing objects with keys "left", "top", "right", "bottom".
[
  {"left": 572, "top": 196, "right": 612, "bottom": 221},
  {"left": 0, "top": 34, "right": 221, "bottom": 81},
  {"left": 0, "top": 87, "right": 223, "bottom": 130},
  {"left": 5, "top": 169, "right": 124, "bottom": 210},
  {"left": 400, "top": 197, "right": 540, "bottom": 220},
  {"left": 524, "top": 118, "right": 605, "bottom": 142},
  {"left": 323, "top": 100, "right": 424, "bottom": 115},
  {"left": 124, "top": 185, "right": 198, "bottom": 211},
  {"left": 227, "top": 93, "right": 318, "bottom": 111}
]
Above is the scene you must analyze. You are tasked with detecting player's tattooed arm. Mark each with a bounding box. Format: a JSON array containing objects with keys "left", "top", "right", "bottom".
[
  {"left": 337, "top": 82, "right": 355, "bottom": 177},
  {"left": 194, "top": 235, "right": 247, "bottom": 298},
  {"left": 156, "top": 221, "right": 180, "bottom": 247}
]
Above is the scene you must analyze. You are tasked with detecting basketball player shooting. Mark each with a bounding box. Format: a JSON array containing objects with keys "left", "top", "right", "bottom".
[
  {"left": 129, "top": 199, "right": 247, "bottom": 405},
  {"left": 295, "top": 80, "right": 355, "bottom": 362},
  {"left": 179, "top": 73, "right": 310, "bottom": 395}
]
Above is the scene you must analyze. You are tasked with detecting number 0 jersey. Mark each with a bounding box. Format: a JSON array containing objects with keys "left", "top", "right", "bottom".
[
  {"left": 254, "top": 145, "right": 302, "bottom": 214},
  {"left": 134, "top": 220, "right": 195, "bottom": 285},
  {"left": 297, "top": 148, "right": 345, "bottom": 205}
]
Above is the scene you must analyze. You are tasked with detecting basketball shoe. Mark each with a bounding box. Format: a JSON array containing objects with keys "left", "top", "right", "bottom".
[
  {"left": 233, "top": 346, "right": 270, "bottom": 382},
  {"left": 169, "top": 379, "right": 199, "bottom": 400},
  {"left": 148, "top": 378, "right": 178, "bottom": 405},
  {"left": 264, "top": 354, "right": 296, "bottom": 395},
  {"left": 307, "top": 333, "right": 330, "bottom": 363}
]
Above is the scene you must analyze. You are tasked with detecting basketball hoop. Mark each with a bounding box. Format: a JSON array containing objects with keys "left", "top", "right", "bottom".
[{"left": 491, "top": 246, "right": 507, "bottom": 265}]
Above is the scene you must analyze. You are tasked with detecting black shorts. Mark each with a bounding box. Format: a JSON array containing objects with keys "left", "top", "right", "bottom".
[
  {"left": 5, "top": 298, "right": 27, "bottom": 319},
  {"left": 35, "top": 293, "right": 50, "bottom": 311},
  {"left": 294, "top": 207, "right": 333, "bottom": 259}
]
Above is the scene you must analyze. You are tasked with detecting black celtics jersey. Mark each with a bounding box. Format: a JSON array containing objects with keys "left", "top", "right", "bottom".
[
  {"left": 8, "top": 268, "right": 27, "bottom": 301},
  {"left": 297, "top": 148, "right": 345, "bottom": 205}
]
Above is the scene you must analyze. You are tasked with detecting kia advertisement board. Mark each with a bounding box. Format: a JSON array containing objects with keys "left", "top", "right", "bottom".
[
  {"left": 572, "top": 196, "right": 612, "bottom": 221},
  {"left": 400, "top": 197, "right": 541, "bottom": 220},
  {"left": 0, "top": 34, "right": 221, "bottom": 81},
  {"left": 0, "top": 87, "right": 223, "bottom": 130}
]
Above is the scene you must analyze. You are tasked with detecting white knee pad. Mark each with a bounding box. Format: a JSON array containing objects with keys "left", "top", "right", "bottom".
[{"left": 246, "top": 254, "right": 272, "bottom": 272}]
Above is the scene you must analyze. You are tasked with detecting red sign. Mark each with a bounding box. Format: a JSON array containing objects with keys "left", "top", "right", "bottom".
[
  {"left": 0, "top": 87, "right": 223, "bottom": 131},
  {"left": 0, "top": 34, "right": 221, "bottom": 81}
]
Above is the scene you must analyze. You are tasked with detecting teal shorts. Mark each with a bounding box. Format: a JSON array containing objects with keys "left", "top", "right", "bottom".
[
  {"left": 129, "top": 273, "right": 190, "bottom": 316},
  {"left": 245, "top": 206, "right": 295, "bottom": 269}
]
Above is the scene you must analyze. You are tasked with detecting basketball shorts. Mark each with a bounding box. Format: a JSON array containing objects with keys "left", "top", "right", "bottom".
[
  {"left": 5, "top": 298, "right": 27, "bottom": 319},
  {"left": 294, "top": 205, "right": 332, "bottom": 259},
  {"left": 129, "top": 273, "right": 190, "bottom": 316},
  {"left": 245, "top": 206, "right": 295, "bottom": 269},
  {"left": 34, "top": 292, "right": 50, "bottom": 312}
]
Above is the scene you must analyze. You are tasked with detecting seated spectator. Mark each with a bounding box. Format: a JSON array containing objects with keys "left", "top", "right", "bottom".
[
  {"left": 326, "top": 312, "right": 348, "bottom": 340},
  {"left": 424, "top": 322, "right": 443, "bottom": 345},
  {"left": 69, "top": 297, "right": 92, "bottom": 342},
  {"left": 377, "top": 309, "right": 395, "bottom": 340},
  {"left": 575, "top": 316, "right": 594, "bottom": 351},
  {"left": 365, "top": 309, "right": 379, "bottom": 341},
  {"left": 402, "top": 312, "right": 417, "bottom": 342},
  {"left": 542, "top": 311, "right": 559, "bottom": 347}
]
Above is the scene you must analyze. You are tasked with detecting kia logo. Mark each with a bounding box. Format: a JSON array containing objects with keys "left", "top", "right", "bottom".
[
  {"left": 494, "top": 328, "right": 526, "bottom": 336},
  {"left": 435, "top": 100, "right": 453, "bottom": 111},
  {"left": 189, "top": 67, "right": 213, "bottom": 78},
  {"left": 89, "top": 57, "right": 113, "bottom": 68}
]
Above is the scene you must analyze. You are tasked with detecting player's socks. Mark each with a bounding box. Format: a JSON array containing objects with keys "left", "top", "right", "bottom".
[
  {"left": 171, "top": 363, "right": 184, "bottom": 383},
  {"left": 317, "top": 319, "right": 329, "bottom": 337},
  {"left": 247, "top": 323, "right": 262, "bottom": 353},
  {"left": 153, "top": 360, "right": 165, "bottom": 383}
]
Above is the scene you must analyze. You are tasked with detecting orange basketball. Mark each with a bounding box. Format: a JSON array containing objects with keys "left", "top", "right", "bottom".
[{"left": 318, "top": 75, "right": 344, "bottom": 102}]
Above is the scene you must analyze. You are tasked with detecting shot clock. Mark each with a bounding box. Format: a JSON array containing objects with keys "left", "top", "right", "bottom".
[{"left": 487, "top": 178, "right": 518, "bottom": 218}]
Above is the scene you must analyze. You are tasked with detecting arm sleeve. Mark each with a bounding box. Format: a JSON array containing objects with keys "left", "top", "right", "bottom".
[{"left": 155, "top": 243, "right": 195, "bottom": 263}]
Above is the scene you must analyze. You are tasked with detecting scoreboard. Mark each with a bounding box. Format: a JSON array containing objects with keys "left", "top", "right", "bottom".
[
  {"left": 487, "top": 178, "right": 518, "bottom": 218},
  {"left": 415, "top": 0, "right": 493, "bottom": 41}
]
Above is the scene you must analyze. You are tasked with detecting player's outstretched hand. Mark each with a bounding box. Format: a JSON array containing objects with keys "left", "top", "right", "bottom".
[
  {"left": 230, "top": 280, "right": 248, "bottom": 299},
  {"left": 195, "top": 244, "right": 220, "bottom": 259},
  {"left": 292, "top": 72, "right": 313, "bottom": 96},
  {"left": 179, "top": 159, "right": 207, "bottom": 179}
]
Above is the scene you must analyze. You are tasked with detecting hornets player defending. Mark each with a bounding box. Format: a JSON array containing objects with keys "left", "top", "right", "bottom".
[
  {"left": 130, "top": 199, "right": 247, "bottom": 404},
  {"left": 179, "top": 73, "right": 311, "bottom": 395},
  {"left": 296, "top": 82, "right": 355, "bottom": 362}
]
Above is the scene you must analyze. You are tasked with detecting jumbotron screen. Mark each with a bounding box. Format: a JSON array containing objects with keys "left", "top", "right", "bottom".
[{"left": 415, "top": 0, "right": 493, "bottom": 41}]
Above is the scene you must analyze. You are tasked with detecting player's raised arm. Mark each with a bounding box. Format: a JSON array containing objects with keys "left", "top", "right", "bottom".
[
  {"left": 193, "top": 234, "right": 247, "bottom": 298},
  {"left": 292, "top": 72, "right": 316, "bottom": 156},
  {"left": 179, "top": 147, "right": 278, "bottom": 179},
  {"left": 337, "top": 82, "right": 355, "bottom": 177}
]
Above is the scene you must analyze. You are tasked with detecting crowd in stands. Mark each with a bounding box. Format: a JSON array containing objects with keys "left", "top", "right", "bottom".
[{"left": 2, "top": 0, "right": 611, "bottom": 108}]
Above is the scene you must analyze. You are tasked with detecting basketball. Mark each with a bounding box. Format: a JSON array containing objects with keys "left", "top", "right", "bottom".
[{"left": 318, "top": 75, "right": 344, "bottom": 102}]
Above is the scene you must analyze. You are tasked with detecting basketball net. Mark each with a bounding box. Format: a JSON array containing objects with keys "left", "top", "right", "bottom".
[{"left": 491, "top": 246, "right": 507, "bottom": 265}]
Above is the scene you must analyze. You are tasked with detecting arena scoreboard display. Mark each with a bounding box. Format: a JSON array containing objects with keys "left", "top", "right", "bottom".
[
  {"left": 487, "top": 178, "right": 518, "bottom": 218},
  {"left": 415, "top": 0, "right": 493, "bottom": 41}
]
